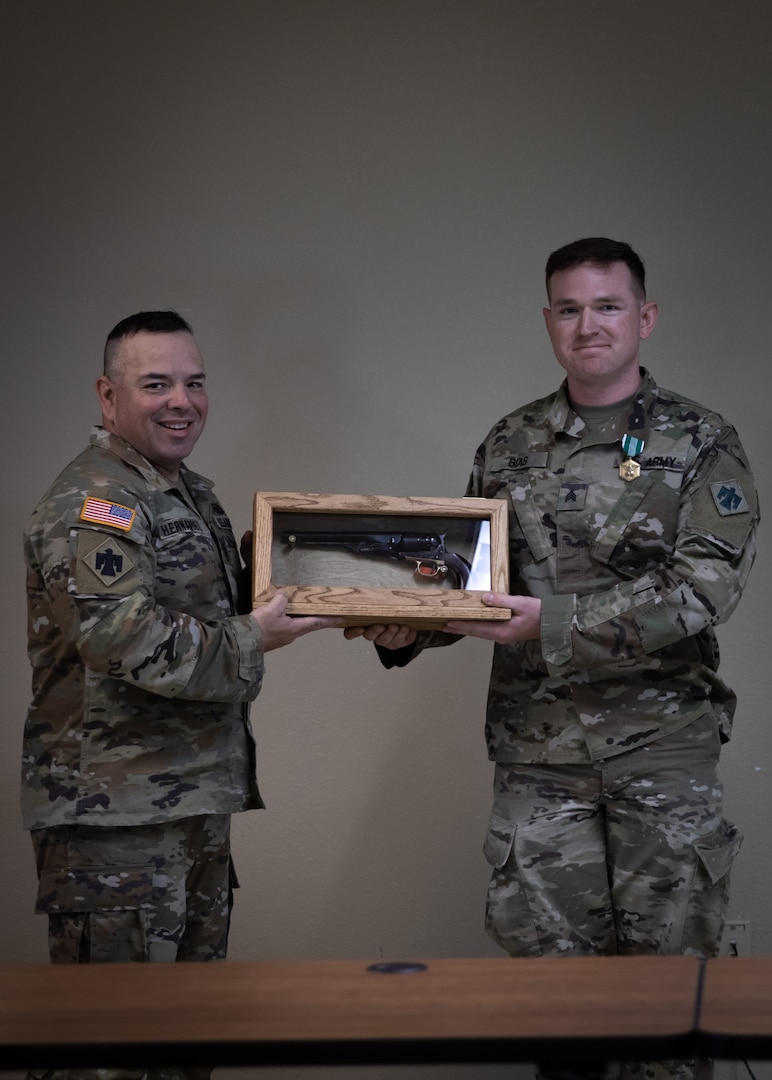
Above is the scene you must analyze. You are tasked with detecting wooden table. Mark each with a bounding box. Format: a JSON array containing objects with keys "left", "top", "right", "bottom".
[
  {"left": 0, "top": 956, "right": 701, "bottom": 1071},
  {"left": 699, "top": 956, "right": 772, "bottom": 1060}
]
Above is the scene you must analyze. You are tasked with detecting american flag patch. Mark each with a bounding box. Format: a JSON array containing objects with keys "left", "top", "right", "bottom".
[{"left": 80, "top": 497, "right": 136, "bottom": 531}]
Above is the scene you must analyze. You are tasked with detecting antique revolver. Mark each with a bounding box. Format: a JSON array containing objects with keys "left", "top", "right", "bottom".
[{"left": 281, "top": 530, "right": 471, "bottom": 589}]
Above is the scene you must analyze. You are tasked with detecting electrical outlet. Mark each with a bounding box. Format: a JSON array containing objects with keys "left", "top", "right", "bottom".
[{"left": 719, "top": 919, "right": 751, "bottom": 957}]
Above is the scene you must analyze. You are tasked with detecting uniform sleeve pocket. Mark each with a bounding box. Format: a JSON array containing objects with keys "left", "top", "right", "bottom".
[{"left": 232, "top": 615, "right": 265, "bottom": 686}]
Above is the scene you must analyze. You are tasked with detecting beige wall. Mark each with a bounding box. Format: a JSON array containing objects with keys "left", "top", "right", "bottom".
[{"left": 2, "top": 2, "right": 770, "bottom": 1078}]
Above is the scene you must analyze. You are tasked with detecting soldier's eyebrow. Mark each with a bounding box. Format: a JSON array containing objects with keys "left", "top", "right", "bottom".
[
  {"left": 551, "top": 293, "right": 626, "bottom": 307},
  {"left": 138, "top": 371, "right": 207, "bottom": 382}
]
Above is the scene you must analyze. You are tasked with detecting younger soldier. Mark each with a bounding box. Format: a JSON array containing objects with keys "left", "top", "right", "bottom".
[{"left": 349, "top": 239, "right": 759, "bottom": 1080}]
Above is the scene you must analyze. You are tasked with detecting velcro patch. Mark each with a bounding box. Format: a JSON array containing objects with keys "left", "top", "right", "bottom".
[
  {"left": 76, "top": 532, "right": 137, "bottom": 594},
  {"left": 80, "top": 497, "right": 136, "bottom": 531},
  {"left": 710, "top": 479, "right": 749, "bottom": 516},
  {"left": 158, "top": 517, "right": 205, "bottom": 539},
  {"left": 506, "top": 452, "right": 549, "bottom": 470},
  {"left": 558, "top": 482, "right": 588, "bottom": 511}
]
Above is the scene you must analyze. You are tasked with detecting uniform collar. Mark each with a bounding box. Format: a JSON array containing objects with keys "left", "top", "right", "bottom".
[
  {"left": 90, "top": 427, "right": 214, "bottom": 494},
  {"left": 548, "top": 368, "right": 657, "bottom": 442}
]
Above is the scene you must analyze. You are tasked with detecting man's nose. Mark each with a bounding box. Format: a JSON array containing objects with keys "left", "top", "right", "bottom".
[
  {"left": 167, "top": 384, "right": 192, "bottom": 408},
  {"left": 578, "top": 308, "right": 598, "bottom": 335}
]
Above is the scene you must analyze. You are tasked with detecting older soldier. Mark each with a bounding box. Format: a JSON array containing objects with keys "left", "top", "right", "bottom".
[
  {"left": 23, "top": 310, "right": 339, "bottom": 1080},
  {"left": 350, "top": 239, "right": 759, "bottom": 1080}
]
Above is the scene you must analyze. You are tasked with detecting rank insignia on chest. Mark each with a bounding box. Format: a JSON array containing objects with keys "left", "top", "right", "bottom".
[{"left": 558, "top": 482, "right": 588, "bottom": 511}]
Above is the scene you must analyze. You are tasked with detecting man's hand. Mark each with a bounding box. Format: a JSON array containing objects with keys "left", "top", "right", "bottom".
[
  {"left": 250, "top": 592, "right": 343, "bottom": 652},
  {"left": 344, "top": 623, "right": 417, "bottom": 649},
  {"left": 444, "top": 592, "right": 541, "bottom": 643}
]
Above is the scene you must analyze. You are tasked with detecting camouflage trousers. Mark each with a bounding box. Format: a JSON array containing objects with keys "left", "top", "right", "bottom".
[
  {"left": 483, "top": 712, "right": 742, "bottom": 1080},
  {"left": 28, "top": 813, "right": 235, "bottom": 1080}
]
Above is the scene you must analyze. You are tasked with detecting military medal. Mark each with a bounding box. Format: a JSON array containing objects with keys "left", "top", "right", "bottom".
[{"left": 620, "top": 434, "right": 644, "bottom": 482}]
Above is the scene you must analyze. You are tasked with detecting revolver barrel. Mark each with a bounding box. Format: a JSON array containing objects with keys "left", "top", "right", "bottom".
[{"left": 281, "top": 530, "right": 470, "bottom": 589}]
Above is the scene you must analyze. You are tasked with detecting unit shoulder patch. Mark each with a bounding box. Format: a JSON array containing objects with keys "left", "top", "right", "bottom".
[
  {"left": 710, "top": 479, "right": 750, "bottom": 516},
  {"left": 75, "top": 532, "right": 138, "bottom": 594}
]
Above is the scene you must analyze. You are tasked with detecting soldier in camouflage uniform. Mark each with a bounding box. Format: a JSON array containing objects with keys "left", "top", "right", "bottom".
[
  {"left": 348, "top": 239, "right": 759, "bottom": 1080},
  {"left": 23, "top": 310, "right": 340, "bottom": 1080}
]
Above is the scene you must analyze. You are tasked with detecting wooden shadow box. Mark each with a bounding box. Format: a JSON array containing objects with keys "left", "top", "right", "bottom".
[{"left": 252, "top": 492, "right": 511, "bottom": 628}]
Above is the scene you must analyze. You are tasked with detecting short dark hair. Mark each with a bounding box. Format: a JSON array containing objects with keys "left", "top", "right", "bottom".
[
  {"left": 545, "top": 237, "right": 647, "bottom": 301},
  {"left": 103, "top": 309, "right": 193, "bottom": 375}
]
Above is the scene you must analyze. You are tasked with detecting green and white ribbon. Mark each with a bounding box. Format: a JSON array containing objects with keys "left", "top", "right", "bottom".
[{"left": 622, "top": 434, "right": 644, "bottom": 458}]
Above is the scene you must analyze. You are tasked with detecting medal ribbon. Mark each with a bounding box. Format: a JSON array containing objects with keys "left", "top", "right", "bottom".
[{"left": 622, "top": 434, "right": 644, "bottom": 459}]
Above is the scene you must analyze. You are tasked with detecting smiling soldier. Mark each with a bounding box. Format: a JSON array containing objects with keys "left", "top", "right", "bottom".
[{"left": 22, "top": 310, "right": 340, "bottom": 1080}]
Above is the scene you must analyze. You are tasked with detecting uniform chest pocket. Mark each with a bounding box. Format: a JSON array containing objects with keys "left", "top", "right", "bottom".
[
  {"left": 494, "top": 472, "right": 554, "bottom": 565},
  {"left": 153, "top": 513, "right": 215, "bottom": 573},
  {"left": 591, "top": 472, "right": 681, "bottom": 570}
]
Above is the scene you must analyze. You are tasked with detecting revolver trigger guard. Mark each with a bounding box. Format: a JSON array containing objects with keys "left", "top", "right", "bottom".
[{"left": 414, "top": 560, "right": 448, "bottom": 579}]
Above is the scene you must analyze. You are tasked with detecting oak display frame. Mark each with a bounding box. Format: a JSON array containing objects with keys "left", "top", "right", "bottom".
[{"left": 252, "top": 492, "right": 510, "bottom": 628}]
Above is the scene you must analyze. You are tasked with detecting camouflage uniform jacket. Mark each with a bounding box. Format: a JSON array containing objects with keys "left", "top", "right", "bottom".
[
  {"left": 443, "top": 369, "right": 757, "bottom": 764},
  {"left": 22, "top": 427, "right": 265, "bottom": 830}
]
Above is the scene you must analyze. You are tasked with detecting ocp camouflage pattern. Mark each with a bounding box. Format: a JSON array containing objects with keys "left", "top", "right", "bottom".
[
  {"left": 422, "top": 369, "right": 759, "bottom": 764},
  {"left": 22, "top": 428, "right": 265, "bottom": 830}
]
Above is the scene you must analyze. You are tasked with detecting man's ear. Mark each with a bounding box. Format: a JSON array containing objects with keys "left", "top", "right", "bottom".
[
  {"left": 95, "top": 374, "right": 116, "bottom": 425},
  {"left": 639, "top": 300, "right": 659, "bottom": 340}
]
